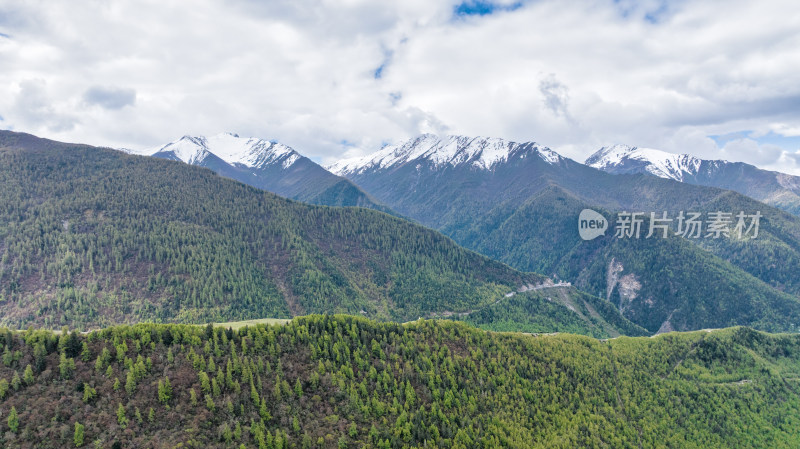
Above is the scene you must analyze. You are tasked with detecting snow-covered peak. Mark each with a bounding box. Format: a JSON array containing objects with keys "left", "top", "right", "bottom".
[
  {"left": 584, "top": 144, "right": 638, "bottom": 168},
  {"left": 586, "top": 145, "right": 704, "bottom": 182},
  {"left": 130, "top": 133, "right": 303, "bottom": 170},
  {"left": 328, "top": 134, "right": 562, "bottom": 175},
  {"left": 158, "top": 135, "right": 212, "bottom": 165}
]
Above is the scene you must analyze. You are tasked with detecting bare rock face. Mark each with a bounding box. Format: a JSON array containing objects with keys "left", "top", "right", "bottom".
[{"left": 606, "top": 258, "right": 643, "bottom": 315}]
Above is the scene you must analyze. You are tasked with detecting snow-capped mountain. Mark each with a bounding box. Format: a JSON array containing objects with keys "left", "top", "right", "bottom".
[
  {"left": 326, "top": 134, "right": 583, "bottom": 232},
  {"left": 123, "top": 133, "right": 388, "bottom": 210},
  {"left": 327, "top": 133, "right": 800, "bottom": 333},
  {"left": 328, "top": 134, "right": 564, "bottom": 176},
  {"left": 125, "top": 133, "right": 302, "bottom": 170},
  {"left": 586, "top": 144, "right": 800, "bottom": 216},
  {"left": 585, "top": 144, "right": 708, "bottom": 182}
]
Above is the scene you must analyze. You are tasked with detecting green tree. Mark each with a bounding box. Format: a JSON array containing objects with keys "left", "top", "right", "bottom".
[
  {"left": 82, "top": 383, "right": 97, "bottom": 403},
  {"left": 116, "top": 403, "right": 128, "bottom": 429},
  {"left": 23, "top": 364, "right": 34, "bottom": 385},
  {"left": 81, "top": 342, "right": 91, "bottom": 362},
  {"left": 294, "top": 378, "right": 303, "bottom": 397},
  {"left": 7, "top": 406, "right": 19, "bottom": 433},
  {"left": 74, "top": 421, "right": 85, "bottom": 447},
  {"left": 59, "top": 352, "right": 76, "bottom": 379},
  {"left": 125, "top": 370, "right": 136, "bottom": 395},
  {"left": 0, "top": 378, "right": 8, "bottom": 399},
  {"left": 158, "top": 377, "right": 172, "bottom": 404}
]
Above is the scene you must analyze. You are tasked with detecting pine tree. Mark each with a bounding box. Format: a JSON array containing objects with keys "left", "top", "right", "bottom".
[
  {"left": 82, "top": 383, "right": 97, "bottom": 403},
  {"left": 7, "top": 406, "right": 19, "bottom": 433},
  {"left": 81, "top": 342, "right": 91, "bottom": 362},
  {"left": 294, "top": 378, "right": 303, "bottom": 397},
  {"left": 23, "top": 364, "right": 34, "bottom": 385},
  {"left": 125, "top": 370, "right": 136, "bottom": 395},
  {"left": 74, "top": 421, "right": 85, "bottom": 447},
  {"left": 0, "top": 378, "right": 8, "bottom": 399},
  {"left": 116, "top": 403, "right": 128, "bottom": 429},
  {"left": 59, "top": 352, "right": 75, "bottom": 379}
]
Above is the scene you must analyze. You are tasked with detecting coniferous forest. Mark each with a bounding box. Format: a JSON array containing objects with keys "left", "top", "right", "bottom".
[
  {"left": 1, "top": 316, "right": 799, "bottom": 448},
  {"left": 3, "top": 0, "right": 800, "bottom": 447},
  {"left": 3, "top": 133, "right": 800, "bottom": 449},
  {"left": 0, "top": 132, "right": 544, "bottom": 330}
]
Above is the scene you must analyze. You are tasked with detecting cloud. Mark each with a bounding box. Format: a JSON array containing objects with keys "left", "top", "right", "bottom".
[
  {"left": 83, "top": 86, "right": 136, "bottom": 110},
  {"left": 0, "top": 0, "right": 797, "bottom": 173},
  {"left": 539, "top": 74, "right": 571, "bottom": 118},
  {"left": 11, "top": 79, "right": 78, "bottom": 132}
]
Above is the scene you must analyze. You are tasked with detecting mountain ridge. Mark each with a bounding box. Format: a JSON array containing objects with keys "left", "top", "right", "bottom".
[
  {"left": 328, "top": 134, "right": 564, "bottom": 175},
  {"left": 0, "top": 129, "right": 645, "bottom": 338},
  {"left": 331, "top": 134, "right": 800, "bottom": 333},
  {"left": 586, "top": 144, "right": 800, "bottom": 216},
  {"left": 123, "top": 133, "right": 390, "bottom": 211}
]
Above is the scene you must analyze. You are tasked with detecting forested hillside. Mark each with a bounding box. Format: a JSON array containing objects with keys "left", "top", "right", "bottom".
[
  {"left": 465, "top": 186, "right": 800, "bottom": 333},
  {"left": 135, "top": 134, "right": 391, "bottom": 212},
  {"left": 0, "top": 316, "right": 798, "bottom": 448},
  {"left": 334, "top": 135, "right": 800, "bottom": 333},
  {"left": 0, "top": 131, "right": 543, "bottom": 329}
]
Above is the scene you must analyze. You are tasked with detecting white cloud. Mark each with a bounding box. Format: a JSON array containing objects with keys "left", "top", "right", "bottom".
[
  {"left": 83, "top": 86, "right": 136, "bottom": 110},
  {"left": 0, "top": 0, "right": 798, "bottom": 171}
]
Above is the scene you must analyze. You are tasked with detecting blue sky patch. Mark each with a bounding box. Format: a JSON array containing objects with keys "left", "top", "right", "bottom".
[
  {"left": 374, "top": 64, "right": 386, "bottom": 79},
  {"left": 613, "top": 0, "right": 672, "bottom": 24},
  {"left": 373, "top": 49, "right": 394, "bottom": 80},
  {"left": 711, "top": 131, "right": 800, "bottom": 151},
  {"left": 453, "top": 1, "right": 523, "bottom": 17}
]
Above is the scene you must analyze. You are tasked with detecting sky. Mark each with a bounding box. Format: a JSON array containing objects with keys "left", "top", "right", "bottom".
[{"left": 1, "top": 0, "right": 799, "bottom": 173}]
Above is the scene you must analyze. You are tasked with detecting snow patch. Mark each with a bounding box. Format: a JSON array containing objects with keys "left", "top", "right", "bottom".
[
  {"left": 328, "top": 134, "right": 562, "bottom": 175},
  {"left": 586, "top": 145, "right": 704, "bottom": 182},
  {"left": 131, "top": 133, "right": 302, "bottom": 170}
]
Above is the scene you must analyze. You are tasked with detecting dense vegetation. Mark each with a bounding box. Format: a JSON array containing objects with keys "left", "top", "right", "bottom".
[
  {"left": 0, "top": 131, "right": 545, "bottom": 329},
  {"left": 342, "top": 145, "right": 800, "bottom": 332},
  {"left": 462, "top": 288, "right": 648, "bottom": 338},
  {"left": 470, "top": 186, "right": 800, "bottom": 332},
  {"left": 0, "top": 316, "right": 799, "bottom": 448}
]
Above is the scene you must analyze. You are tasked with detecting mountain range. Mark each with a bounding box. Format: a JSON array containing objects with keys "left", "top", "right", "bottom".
[
  {"left": 330, "top": 134, "right": 800, "bottom": 333},
  {"left": 4, "top": 129, "right": 800, "bottom": 336},
  {"left": 587, "top": 144, "right": 800, "bottom": 216},
  {"left": 0, "top": 130, "right": 644, "bottom": 337},
  {"left": 123, "top": 133, "right": 389, "bottom": 211}
]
